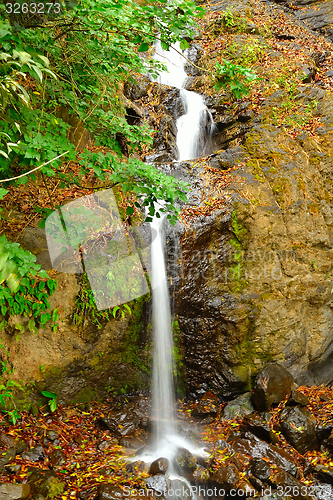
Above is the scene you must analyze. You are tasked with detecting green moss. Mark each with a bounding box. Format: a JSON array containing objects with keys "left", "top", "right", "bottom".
[{"left": 70, "top": 387, "right": 97, "bottom": 404}]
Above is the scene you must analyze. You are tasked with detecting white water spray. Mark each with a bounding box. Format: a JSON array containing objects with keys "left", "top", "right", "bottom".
[{"left": 154, "top": 41, "right": 214, "bottom": 160}]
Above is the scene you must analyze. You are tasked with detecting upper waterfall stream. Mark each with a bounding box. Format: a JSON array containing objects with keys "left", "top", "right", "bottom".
[{"left": 154, "top": 41, "right": 214, "bottom": 161}]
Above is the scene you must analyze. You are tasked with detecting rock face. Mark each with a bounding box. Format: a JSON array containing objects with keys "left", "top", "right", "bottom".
[
  {"left": 174, "top": 82, "right": 333, "bottom": 397},
  {"left": 0, "top": 226, "right": 151, "bottom": 407}
]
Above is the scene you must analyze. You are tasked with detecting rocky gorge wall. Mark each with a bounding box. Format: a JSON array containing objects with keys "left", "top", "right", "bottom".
[
  {"left": 127, "top": 0, "right": 333, "bottom": 399},
  {"left": 2, "top": 0, "right": 333, "bottom": 407}
]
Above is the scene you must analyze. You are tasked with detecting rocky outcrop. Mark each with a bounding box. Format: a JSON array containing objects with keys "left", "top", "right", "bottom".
[{"left": 176, "top": 85, "right": 333, "bottom": 397}]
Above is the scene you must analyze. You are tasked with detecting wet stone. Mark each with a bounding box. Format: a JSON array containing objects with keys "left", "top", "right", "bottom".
[
  {"left": 119, "top": 437, "right": 144, "bottom": 450},
  {"left": 211, "top": 463, "right": 240, "bottom": 490},
  {"left": 286, "top": 390, "right": 310, "bottom": 407},
  {"left": 22, "top": 445, "right": 45, "bottom": 462},
  {"left": 0, "top": 482, "right": 30, "bottom": 499},
  {"left": 241, "top": 413, "right": 275, "bottom": 443},
  {"left": 192, "top": 400, "right": 218, "bottom": 418},
  {"left": 252, "top": 363, "right": 293, "bottom": 411},
  {"left": 316, "top": 423, "right": 333, "bottom": 442},
  {"left": 229, "top": 432, "right": 299, "bottom": 477},
  {"left": 173, "top": 447, "right": 197, "bottom": 479},
  {"left": 28, "top": 468, "right": 65, "bottom": 498},
  {"left": 249, "top": 458, "right": 271, "bottom": 481},
  {"left": 315, "top": 466, "right": 333, "bottom": 485},
  {"left": 149, "top": 457, "right": 169, "bottom": 475},
  {"left": 46, "top": 430, "right": 59, "bottom": 442},
  {"left": 98, "top": 484, "right": 125, "bottom": 500},
  {"left": 125, "top": 461, "right": 148, "bottom": 474},
  {"left": 222, "top": 392, "right": 254, "bottom": 420},
  {"left": 49, "top": 449, "right": 65, "bottom": 467},
  {"left": 279, "top": 406, "right": 318, "bottom": 454}
]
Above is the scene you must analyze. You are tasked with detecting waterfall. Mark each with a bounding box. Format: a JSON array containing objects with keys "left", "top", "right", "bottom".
[
  {"left": 154, "top": 41, "right": 214, "bottom": 160},
  {"left": 151, "top": 215, "right": 177, "bottom": 454},
  {"left": 147, "top": 41, "right": 213, "bottom": 462}
]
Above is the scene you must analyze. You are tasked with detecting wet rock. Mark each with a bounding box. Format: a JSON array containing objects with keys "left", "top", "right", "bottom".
[
  {"left": 49, "top": 449, "right": 65, "bottom": 467},
  {"left": 119, "top": 437, "right": 144, "bottom": 450},
  {"left": 99, "top": 402, "right": 142, "bottom": 437},
  {"left": 125, "top": 461, "right": 148, "bottom": 474},
  {"left": 241, "top": 413, "right": 276, "bottom": 444},
  {"left": 5, "top": 464, "right": 22, "bottom": 473},
  {"left": 314, "top": 465, "right": 333, "bottom": 485},
  {"left": 173, "top": 447, "right": 197, "bottom": 479},
  {"left": 269, "top": 467, "right": 312, "bottom": 499},
  {"left": 98, "top": 484, "right": 125, "bottom": 500},
  {"left": 192, "top": 399, "right": 218, "bottom": 418},
  {"left": 279, "top": 406, "right": 318, "bottom": 454},
  {"left": 252, "top": 363, "right": 293, "bottom": 411},
  {"left": 28, "top": 468, "right": 65, "bottom": 498},
  {"left": 316, "top": 423, "right": 333, "bottom": 442},
  {"left": 286, "top": 390, "right": 310, "bottom": 407},
  {"left": 222, "top": 392, "right": 254, "bottom": 420},
  {"left": 22, "top": 445, "right": 45, "bottom": 462},
  {"left": 145, "top": 474, "right": 167, "bottom": 494},
  {"left": 46, "top": 430, "right": 59, "bottom": 442},
  {"left": 0, "top": 433, "right": 16, "bottom": 448},
  {"left": 0, "top": 483, "right": 30, "bottom": 499},
  {"left": 208, "top": 146, "right": 246, "bottom": 170},
  {"left": 229, "top": 432, "right": 299, "bottom": 477},
  {"left": 211, "top": 463, "right": 240, "bottom": 490},
  {"left": 149, "top": 457, "right": 169, "bottom": 475},
  {"left": 249, "top": 458, "right": 271, "bottom": 481},
  {"left": 248, "top": 475, "right": 265, "bottom": 492},
  {"left": 0, "top": 448, "right": 15, "bottom": 474},
  {"left": 97, "top": 438, "right": 118, "bottom": 451}
]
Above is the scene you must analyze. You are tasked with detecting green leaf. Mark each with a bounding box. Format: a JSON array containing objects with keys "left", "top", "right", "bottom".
[
  {"left": 180, "top": 39, "right": 190, "bottom": 50},
  {"left": 126, "top": 206, "right": 134, "bottom": 215},
  {"left": 138, "top": 43, "right": 149, "bottom": 52}
]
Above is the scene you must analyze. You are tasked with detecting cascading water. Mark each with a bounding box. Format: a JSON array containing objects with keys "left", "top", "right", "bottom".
[
  {"left": 154, "top": 41, "right": 214, "bottom": 160},
  {"left": 148, "top": 42, "right": 214, "bottom": 461},
  {"left": 151, "top": 215, "right": 177, "bottom": 456}
]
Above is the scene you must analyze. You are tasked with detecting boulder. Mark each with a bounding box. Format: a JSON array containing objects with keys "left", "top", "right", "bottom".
[
  {"left": 249, "top": 458, "right": 271, "bottom": 482},
  {"left": 192, "top": 399, "right": 218, "bottom": 418},
  {"left": 286, "top": 390, "right": 310, "bottom": 407},
  {"left": 241, "top": 413, "right": 276, "bottom": 443},
  {"left": 279, "top": 406, "right": 318, "bottom": 454},
  {"left": 22, "top": 445, "right": 45, "bottom": 462},
  {"left": 0, "top": 483, "right": 30, "bottom": 500},
  {"left": 99, "top": 402, "right": 143, "bottom": 437},
  {"left": 223, "top": 392, "right": 254, "bottom": 420},
  {"left": 28, "top": 468, "right": 65, "bottom": 498},
  {"left": 149, "top": 457, "right": 169, "bottom": 475},
  {"left": 172, "top": 448, "right": 197, "bottom": 479},
  {"left": 98, "top": 484, "right": 125, "bottom": 500},
  {"left": 252, "top": 364, "right": 293, "bottom": 411},
  {"left": 211, "top": 463, "right": 240, "bottom": 490},
  {"left": 229, "top": 432, "right": 299, "bottom": 477}
]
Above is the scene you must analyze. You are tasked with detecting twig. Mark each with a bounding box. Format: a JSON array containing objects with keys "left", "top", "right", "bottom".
[{"left": 0, "top": 151, "right": 70, "bottom": 183}]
